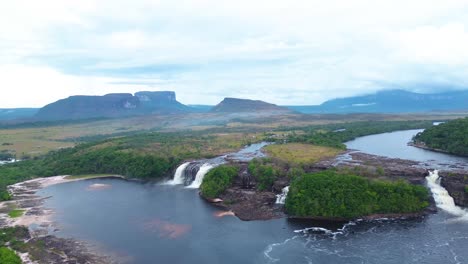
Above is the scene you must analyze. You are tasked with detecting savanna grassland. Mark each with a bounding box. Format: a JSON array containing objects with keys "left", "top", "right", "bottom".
[
  {"left": 264, "top": 143, "right": 343, "bottom": 165},
  {"left": 1, "top": 111, "right": 466, "bottom": 158}
]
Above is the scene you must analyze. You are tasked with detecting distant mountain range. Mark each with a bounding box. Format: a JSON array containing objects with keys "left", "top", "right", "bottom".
[
  {"left": 0, "top": 89, "right": 467, "bottom": 122},
  {"left": 33, "top": 94, "right": 291, "bottom": 121},
  {"left": 286, "top": 90, "right": 468, "bottom": 113},
  {"left": 35, "top": 91, "right": 190, "bottom": 121}
]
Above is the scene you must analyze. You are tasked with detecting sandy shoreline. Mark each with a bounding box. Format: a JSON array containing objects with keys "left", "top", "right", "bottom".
[
  {"left": 1, "top": 175, "right": 124, "bottom": 229},
  {"left": 0, "top": 175, "right": 124, "bottom": 264}
]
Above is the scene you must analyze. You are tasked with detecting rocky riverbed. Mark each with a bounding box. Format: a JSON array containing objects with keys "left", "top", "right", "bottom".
[{"left": 205, "top": 150, "right": 466, "bottom": 221}]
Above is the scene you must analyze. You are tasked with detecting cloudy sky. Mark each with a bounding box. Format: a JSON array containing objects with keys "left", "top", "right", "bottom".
[{"left": 1, "top": 0, "right": 468, "bottom": 107}]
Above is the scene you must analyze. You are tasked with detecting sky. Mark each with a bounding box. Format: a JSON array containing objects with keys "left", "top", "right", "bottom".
[{"left": 1, "top": 0, "right": 468, "bottom": 108}]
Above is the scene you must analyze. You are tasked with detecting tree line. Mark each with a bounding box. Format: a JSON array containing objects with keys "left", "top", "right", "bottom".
[{"left": 413, "top": 117, "right": 468, "bottom": 156}]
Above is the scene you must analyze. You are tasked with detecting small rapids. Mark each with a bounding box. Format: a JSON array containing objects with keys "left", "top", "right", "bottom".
[
  {"left": 275, "top": 186, "right": 289, "bottom": 204},
  {"left": 426, "top": 170, "right": 468, "bottom": 219},
  {"left": 0, "top": 159, "right": 18, "bottom": 165}
]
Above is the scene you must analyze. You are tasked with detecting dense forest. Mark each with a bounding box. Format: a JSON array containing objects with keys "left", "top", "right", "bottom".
[
  {"left": 286, "top": 170, "right": 429, "bottom": 219},
  {"left": 412, "top": 117, "right": 468, "bottom": 156},
  {"left": 200, "top": 165, "right": 239, "bottom": 199}
]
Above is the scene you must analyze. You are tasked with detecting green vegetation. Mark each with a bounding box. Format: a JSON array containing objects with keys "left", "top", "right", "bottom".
[
  {"left": 0, "top": 131, "right": 262, "bottom": 200},
  {"left": 0, "top": 226, "right": 29, "bottom": 264},
  {"left": 287, "top": 120, "right": 433, "bottom": 149},
  {"left": 0, "top": 247, "right": 21, "bottom": 264},
  {"left": 286, "top": 170, "right": 429, "bottom": 219},
  {"left": 8, "top": 209, "right": 24, "bottom": 218},
  {"left": 200, "top": 165, "right": 239, "bottom": 199},
  {"left": 465, "top": 185, "right": 468, "bottom": 193},
  {"left": 248, "top": 159, "right": 279, "bottom": 191},
  {"left": 413, "top": 117, "right": 468, "bottom": 156}
]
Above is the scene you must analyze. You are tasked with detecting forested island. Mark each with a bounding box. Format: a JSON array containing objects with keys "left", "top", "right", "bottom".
[
  {"left": 412, "top": 117, "right": 468, "bottom": 156},
  {"left": 286, "top": 170, "right": 429, "bottom": 220}
]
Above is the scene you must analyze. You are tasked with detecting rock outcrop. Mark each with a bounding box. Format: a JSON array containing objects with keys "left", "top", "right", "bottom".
[{"left": 439, "top": 171, "right": 468, "bottom": 207}]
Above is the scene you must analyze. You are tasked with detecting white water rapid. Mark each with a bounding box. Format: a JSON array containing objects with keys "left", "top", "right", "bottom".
[
  {"left": 275, "top": 186, "right": 290, "bottom": 204},
  {"left": 166, "top": 162, "right": 190, "bottom": 185},
  {"left": 426, "top": 170, "right": 468, "bottom": 219},
  {"left": 186, "top": 163, "right": 214, "bottom": 188}
]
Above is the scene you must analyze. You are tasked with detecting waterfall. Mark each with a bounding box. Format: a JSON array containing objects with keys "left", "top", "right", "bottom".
[
  {"left": 275, "top": 186, "right": 290, "bottom": 204},
  {"left": 166, "top": 162, "right": 190, "bottom": 185},
  {"left": 426, "top": 170, "right": 468, "bottom": 218},
  {"left": 186, "top": 163, "right": 214, "bottom": 189}
]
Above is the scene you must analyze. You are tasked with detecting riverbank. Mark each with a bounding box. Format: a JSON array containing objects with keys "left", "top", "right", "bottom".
[
  {"left": 0, "top": 175, "right": 123, "bottom": 264},
  {"left": 408, "top": 141, "right": 454, "bottom": 156}
]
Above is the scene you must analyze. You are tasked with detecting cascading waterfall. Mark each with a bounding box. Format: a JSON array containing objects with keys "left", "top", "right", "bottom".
[
  {"left": 186, "top": 163, "right": 214, "bottom": 188},
  {"left": 275, "top": 186, "right": 290, "bottom": 204},
  {"left": 426, "top": 170, "right": 468, "bottom": 218},
  {"left": 182, "top": 162, "right": 202, "bottom": 186},
  {"left": 166, "top": 143, "right": 267, "bottom": 188},
  {"left": 166, "top": 162, "right": 190, "bottom": 185}
]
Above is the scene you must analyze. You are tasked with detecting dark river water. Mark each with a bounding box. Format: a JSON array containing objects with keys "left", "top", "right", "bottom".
[{"left": 38, "top": 131, "right": 468, "bottom": 264}]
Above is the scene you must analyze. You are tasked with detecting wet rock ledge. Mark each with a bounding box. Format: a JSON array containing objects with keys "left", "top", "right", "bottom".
[{"left": 202, "top": 151, "right": 468, "bottom": 221}]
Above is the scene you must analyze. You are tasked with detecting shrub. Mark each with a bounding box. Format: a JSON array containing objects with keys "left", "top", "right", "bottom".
[
  {"left": 248, "top": 159, "right": 278, "bottom": 191},
  {"left": 200, "top": 165, "right": 239, "bottom": 199},
  {"left": 0, "top": 247, "right": 21, "bottom": 264}
]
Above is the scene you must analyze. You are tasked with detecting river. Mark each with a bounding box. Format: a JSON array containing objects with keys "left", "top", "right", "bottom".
[{"left": 37, "top": 131, "right": 468, "bottom": 264}]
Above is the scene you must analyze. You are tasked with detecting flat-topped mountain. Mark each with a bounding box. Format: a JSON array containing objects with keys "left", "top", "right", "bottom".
[
  {"left": 35, "top": 91, "right": 190, "bottom": 121},
  {"left": 287, "top": 89, "right": 468, "bottom": 113},
  {"left": 211, "top": 98, "right": 291, "bottom": 113}
]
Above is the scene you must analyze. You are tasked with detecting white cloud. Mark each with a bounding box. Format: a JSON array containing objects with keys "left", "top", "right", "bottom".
[
  {"left": 1, "top": 0, "right": 468, "bottom": 107},
  {"left": 0, "top": 65, "right": 169, "bottom": 108},
  {"left": 389, "top": 23, "right": 468, "bottom": 65}
]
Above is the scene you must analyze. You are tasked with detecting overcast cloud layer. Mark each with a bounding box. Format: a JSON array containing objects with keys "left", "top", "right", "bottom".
[{"left": 1, "top": 0, "right": 468, "bottom": 107}]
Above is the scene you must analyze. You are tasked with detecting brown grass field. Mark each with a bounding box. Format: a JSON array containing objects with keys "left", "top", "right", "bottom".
[{"left": 264, "top": 143, "right": 343, "bottom": 165}]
